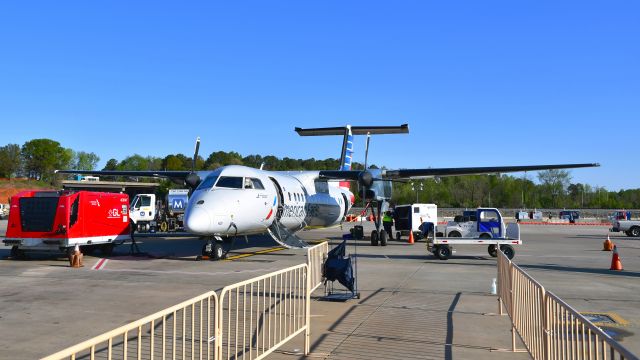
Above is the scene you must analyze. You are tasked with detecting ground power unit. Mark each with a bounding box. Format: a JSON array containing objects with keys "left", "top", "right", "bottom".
[{"left": 3, "top": 190, "right": 131, "bottom": 258}]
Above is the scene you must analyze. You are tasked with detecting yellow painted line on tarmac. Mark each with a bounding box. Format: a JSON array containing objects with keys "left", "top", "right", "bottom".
[
  {"left": 223, "top": 239, "right": 329, "bottom": 261},
  {"left": 224, "top": 246, "right": 286, "bottom": 261}
]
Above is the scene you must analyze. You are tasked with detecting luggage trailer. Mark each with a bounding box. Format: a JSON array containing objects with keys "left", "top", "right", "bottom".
[
  {"left": 426, "top": 207, "right": 522, "bottom": 260},
  {"left": 3, "top": 190, "right": 131, "bottom": 258}
]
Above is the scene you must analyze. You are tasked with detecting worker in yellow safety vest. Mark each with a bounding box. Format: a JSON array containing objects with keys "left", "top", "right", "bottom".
[{"left": 382, "top": 211, "right": 394, "bottom": 240}]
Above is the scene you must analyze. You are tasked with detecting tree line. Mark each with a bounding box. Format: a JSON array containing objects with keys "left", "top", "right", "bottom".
[{"left": 1, "top": 138, "right": 637, "bottom": 209}]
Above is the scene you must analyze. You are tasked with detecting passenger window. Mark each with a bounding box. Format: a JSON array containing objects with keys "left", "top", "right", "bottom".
[
  {"left": 288, "top": 192, "right": 291, "bottom": 201},
  {"left": 414, "top": 207, "right": 420, "bottom": 213},
  {"left": 216, "top": 177, "right": 243, "bottom": 189},
  {"left": 251, "top": 178, "right": 265, "bottom": 190}
]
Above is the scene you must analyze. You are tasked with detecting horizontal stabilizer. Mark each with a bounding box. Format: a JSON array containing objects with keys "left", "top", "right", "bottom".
[{"left": 295, "top": 124, "right": 409, "bottom": 136}]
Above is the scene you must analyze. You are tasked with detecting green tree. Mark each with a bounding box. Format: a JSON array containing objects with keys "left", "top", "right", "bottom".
[
  {"left": 103, "top": 158, "right": 119, "bottom": 171},
  {"left": 0, "top": 144, "right": 22, "bottom": 178},
  {"left": 74, "top": 151, "right": 100, "bottom": 170},
  {"left": 21, "top": 139, "right": 73, "bottom": 181}
]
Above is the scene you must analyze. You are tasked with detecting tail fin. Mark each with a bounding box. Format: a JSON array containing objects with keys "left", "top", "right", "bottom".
[{"left": 295, "top": 124, "right": 409, "bottom": 198}]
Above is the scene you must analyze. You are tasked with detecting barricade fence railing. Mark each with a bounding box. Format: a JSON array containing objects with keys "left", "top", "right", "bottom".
[
  {"left": 42, "top": 291, "right": 219, "bottom": 360},
  {"left": 217, "top": 264, "right": 310, "bottom": 360},
  {"left": 43, "top": 264, "right": 314, "bottom": 360},
  {"left": 497, "top": 251, "right": 638, "bottom": 360},
  {"left": 307, "top": 241, "right": 328, "bottom": 293}
]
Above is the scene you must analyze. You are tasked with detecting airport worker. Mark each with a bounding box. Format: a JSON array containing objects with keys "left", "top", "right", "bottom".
[{"left": 382, "top": 211, "right": 394, "bottom": 239}]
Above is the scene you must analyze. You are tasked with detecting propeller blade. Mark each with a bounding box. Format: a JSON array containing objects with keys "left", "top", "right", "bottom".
[
  {"left": 192, "top": 137, "right": 201, "bottom": 171},
  {"left": 364, "top": 132, "right": 371, "bottom": 170}
]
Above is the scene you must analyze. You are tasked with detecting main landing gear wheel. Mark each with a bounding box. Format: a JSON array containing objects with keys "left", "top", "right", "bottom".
[
  {"left": 435, "top": 245, "right": 451, "bottom": 260},
  {"left": 379, "top": 230, "right": 388, "bottom": 246},
  {"left": 488, "top": 244, "right": 498, "bottom": 257},
  {"left": 370, "top": 230, "right": 379, "bottom": 246},
  {"left": 500, "top": 245, "right": 515, "bottom": 259}
]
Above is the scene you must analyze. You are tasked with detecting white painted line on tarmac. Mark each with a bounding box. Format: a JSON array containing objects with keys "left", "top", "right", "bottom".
[
  {"left": 91, "top": 258, "right": 109, "bottom": 270},
  {"left": 100, "top": 266, "right": 283, "bottom": 277},
  {"left": 517, "top": 254, "right": 608, "bottom": 259}
]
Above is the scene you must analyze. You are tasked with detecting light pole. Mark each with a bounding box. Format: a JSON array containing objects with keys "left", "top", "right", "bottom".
[{"left": 411, "top": 182, "right": 423, "bottom": 203}]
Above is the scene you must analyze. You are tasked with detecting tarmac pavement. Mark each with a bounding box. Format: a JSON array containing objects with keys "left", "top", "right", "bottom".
[{"left": 1, "top": 220, "right": 639, "bottom": 359}]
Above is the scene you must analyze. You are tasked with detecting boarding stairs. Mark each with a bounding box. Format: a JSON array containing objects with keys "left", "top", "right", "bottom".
[{"left": 267, "top": 220, "right": 309, "bottom": 249}]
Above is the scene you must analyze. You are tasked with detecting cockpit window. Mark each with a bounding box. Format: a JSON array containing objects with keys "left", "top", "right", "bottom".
[
  {"left": 216, "top": 176, "right": 243, "bottom": 189},
  {"left": 251, "top": 178, "right": 265, "bottom": 190},
  {"left": 196, "top": 175, "right": 218, "bottom": 191}
]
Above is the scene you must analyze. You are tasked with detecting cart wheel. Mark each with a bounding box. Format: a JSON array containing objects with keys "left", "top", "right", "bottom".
[
  {"left": 370, "top": 230, "right": 379, "bottom": 246},
  {"left": 10, "top": 246, "right": 26, "bottom": 260},
  {"left": 500, "top": 245, "right": 515, "bottom": 259},
  {"left": 212, "top": 242, "right": 224, "bottom": 260},
  {"left": 488, "top": 244, "right": 498, "bottom": 257},
  {"left": 380, "top": 230, "right": 388, "bottom": 246},
  {"left": 435, "top": 245, "right": 451, "bottom": 260},
  {"left": 396, "top": 232, "right": 401, "bottom": 241}
]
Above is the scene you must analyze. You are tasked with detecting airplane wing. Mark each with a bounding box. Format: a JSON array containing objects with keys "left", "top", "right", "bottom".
[
  {"left": 318, "top": 163, "right": 600, "bottom": 181},
  {"left": 55, "top": 170, "right": 192, "bottom": 179}
]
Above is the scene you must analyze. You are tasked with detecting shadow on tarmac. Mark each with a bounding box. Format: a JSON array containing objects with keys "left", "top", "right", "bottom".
[{"left": 309, "top": 288, "right": 466, "bottom": 360}]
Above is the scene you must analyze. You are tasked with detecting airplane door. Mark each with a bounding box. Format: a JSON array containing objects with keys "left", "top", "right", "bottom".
[
  {"left": 268, "top": 177, "right": 285, "bottom": 221},
  {"left": 341, "top": 193, "right": 349, "bottom": 217}
]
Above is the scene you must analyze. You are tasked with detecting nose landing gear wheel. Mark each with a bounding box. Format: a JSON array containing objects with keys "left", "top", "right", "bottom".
[{"left": 200, "top": 240, "right": 225, "bottom": 261}]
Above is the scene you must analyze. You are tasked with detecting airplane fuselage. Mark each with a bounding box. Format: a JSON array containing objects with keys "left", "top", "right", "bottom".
[{"left": 184, "top": 165, "right": 352, "bottom": 237}]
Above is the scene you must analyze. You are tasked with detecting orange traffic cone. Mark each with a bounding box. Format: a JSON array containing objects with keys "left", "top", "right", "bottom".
[
  {"left": 69, "top": 244, "right": 84, "bottom": 268},
  {"left": 408, "top": 231, "right": 414, "bottom": 244},
  {"left": 610, "top": 245, "right": 623, "bottom": 271},
  {"left": 603, "top": 235, "right": 613, "bottom": 251}
]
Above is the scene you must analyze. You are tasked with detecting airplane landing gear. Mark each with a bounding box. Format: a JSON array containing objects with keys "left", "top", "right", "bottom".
[
  {"left": 199, "top": 237, "right": 224, "bottom": 261},
  {"left": 370, "top": 230, "right": 379, "bottom": 246}
]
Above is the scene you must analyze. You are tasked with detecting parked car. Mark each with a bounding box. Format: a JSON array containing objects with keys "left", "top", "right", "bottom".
[{"left": 559, "top": 210, "right": 580, "bottom": 223}]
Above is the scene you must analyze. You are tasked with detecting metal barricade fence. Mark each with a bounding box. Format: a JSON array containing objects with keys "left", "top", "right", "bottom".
[
  {"left": 306, "top": 241, "right": 328, "bottom": 293},
  {"left": 546, "top": 291, "right": 638, "bottom": 360},
  {"left": 511, "top": 261, "right": 547, "bottom": 359},
  {"left": 496, "top": 251, "right": 639, "bottom": 360},
  {"left": 216, "top": 264, "right": 310, "bottom": 360},
  {"left": 497, "top": 249, "right": 513, "bottom": 318},
  {"left": 42, "top": 291, "right": 219, "bottom": 360}
]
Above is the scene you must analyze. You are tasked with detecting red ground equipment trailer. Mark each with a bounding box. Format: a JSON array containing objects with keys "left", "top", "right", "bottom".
[{"left": 3, "top": 190, "right": 130, "bottom": 258}]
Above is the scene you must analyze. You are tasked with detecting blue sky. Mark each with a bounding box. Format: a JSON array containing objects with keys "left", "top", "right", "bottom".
[{"left": 0, "top": 1, "right": 638, "bottom": 190}]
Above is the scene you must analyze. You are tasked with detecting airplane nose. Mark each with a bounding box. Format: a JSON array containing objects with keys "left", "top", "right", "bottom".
[{"left": 185, "top": 207, "right": 211, "bottom": 234}]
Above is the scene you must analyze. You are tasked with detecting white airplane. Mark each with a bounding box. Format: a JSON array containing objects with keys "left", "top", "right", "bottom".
[{"left": 57, "top": 124, "right": 599, "bottom": 260}]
